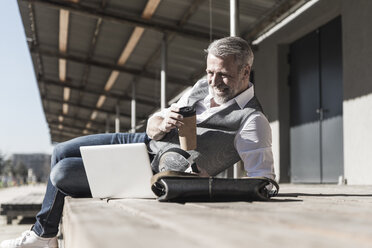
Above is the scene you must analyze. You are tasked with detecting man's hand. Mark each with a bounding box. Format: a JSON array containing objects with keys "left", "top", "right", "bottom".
[
  {"left": 146, "top": 104, "right": 184, "bottom": 140},
  {"left": 159, "top": 104, "right": 184, "bottom": 133}
]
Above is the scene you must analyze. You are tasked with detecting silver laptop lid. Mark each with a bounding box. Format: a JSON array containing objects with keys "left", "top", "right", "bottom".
[{"left": 80, "top": 143, "right": 155, "bottom": 199}]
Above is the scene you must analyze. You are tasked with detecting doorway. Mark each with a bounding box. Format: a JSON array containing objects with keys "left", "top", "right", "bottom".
[{"left": 289, "top": 17, "right": 343, "bottom": 183}]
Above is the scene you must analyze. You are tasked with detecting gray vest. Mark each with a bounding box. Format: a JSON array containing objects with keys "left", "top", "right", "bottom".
[{"left": 148, "top": 79, "right": 263, "bottom": 176}]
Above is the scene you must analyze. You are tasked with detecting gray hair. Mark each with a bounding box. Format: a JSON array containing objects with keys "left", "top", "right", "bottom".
[{"left": 205, "top": 36, "right": 254, "bottom": 69}]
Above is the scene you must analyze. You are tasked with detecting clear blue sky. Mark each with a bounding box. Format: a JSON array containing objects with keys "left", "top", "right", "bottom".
[{"left": 0, "top": 0, "right": 54, "bottom": 157}]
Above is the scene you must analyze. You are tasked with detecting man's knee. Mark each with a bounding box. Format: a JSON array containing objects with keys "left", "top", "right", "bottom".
[
  {"left": 49, "top": 158, "right": 77, "bottom": 190},
  {"left": 50, "top": 163, "right": 65, "bottom": 189},
  {"left": 50, "top": 158, "right": 91, "bottom": 197},
  {"left": 52, "top": 141, "right": 70, "bottom": 162}
]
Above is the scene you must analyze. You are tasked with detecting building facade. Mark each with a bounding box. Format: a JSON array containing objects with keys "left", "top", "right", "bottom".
[
  {"left": 12, "top": 153, "right": 51, "bottom": 183},
  {"left": 254, "top": 0, "right": 372, "bottom": 184}
]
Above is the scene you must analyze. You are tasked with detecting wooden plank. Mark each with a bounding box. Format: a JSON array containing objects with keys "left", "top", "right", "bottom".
[
  {"left": 107, "top": 185, "right": 372, "bottom": 248},
  {"left": 62, "top": 198, "right": 202, "bottom": 248},
  {"left": 62, "top": 185, "right": 372, "bottom": 248}
]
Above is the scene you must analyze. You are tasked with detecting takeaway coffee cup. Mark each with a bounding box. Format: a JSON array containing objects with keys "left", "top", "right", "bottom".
[{"left": 178, "top": 106, "right": 197, "bottom": 150}]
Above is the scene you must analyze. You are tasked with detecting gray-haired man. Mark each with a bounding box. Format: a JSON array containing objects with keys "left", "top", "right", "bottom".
[
  {"left": 1, "top": 36, "right": 275, "bottom": 248},
  {"left": 147, "top": 36, "right": 275, "bottom": 178}
]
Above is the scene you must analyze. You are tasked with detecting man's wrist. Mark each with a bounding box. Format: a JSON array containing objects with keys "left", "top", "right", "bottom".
[{"left": 149, "top": 126, "right": 168, "bottom": 140}]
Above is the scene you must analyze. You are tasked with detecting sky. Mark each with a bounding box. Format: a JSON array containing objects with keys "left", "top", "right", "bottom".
[{"left": 0, "top": 0, "right": 54, "bottom": 157}]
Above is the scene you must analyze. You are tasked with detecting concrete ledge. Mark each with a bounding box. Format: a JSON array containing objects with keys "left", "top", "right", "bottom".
[{"left": 62, "top": 184, "right": 372, "bottom": 248}]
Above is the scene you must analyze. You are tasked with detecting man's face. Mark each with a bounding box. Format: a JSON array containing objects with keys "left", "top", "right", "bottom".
[{"left": 206, "top": 54, "right": 250, "bottom": 105}]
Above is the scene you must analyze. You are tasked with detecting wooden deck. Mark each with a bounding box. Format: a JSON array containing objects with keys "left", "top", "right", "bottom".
[{"left": 61, "top": 184, "right": 372, "bottom": 248}]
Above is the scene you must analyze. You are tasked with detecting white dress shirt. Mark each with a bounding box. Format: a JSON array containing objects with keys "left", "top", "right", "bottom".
[{"left": 155, "top": 83, "right": 275, "bottom": 180}]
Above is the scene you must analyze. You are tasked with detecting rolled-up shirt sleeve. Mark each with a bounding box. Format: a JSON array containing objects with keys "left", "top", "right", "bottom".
[{"left": 234, "top": 112, "right": 276, "bottom": 180}]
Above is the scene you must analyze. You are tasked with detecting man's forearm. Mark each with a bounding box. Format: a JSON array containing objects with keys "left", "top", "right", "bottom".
[{"left": 146, "top": 115, "right": 167, "bottom": 140}]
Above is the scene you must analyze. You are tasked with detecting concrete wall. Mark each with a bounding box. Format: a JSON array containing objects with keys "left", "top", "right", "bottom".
[
  {"left": 252, "top": 41, "right": 280, "bottom": 181},
  {"left": 253, "top": 0, "right": 372, "bottom": 184},
  {"left": 342, "top": 1, "right": 372, "bottom": 184}
]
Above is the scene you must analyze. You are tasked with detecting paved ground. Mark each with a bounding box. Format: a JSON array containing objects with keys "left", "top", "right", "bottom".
[{"left": 0, "top": 184, "right": 46, "bottom": 243}]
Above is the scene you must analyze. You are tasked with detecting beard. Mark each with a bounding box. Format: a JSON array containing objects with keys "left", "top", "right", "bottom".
[{"left": 209, "top": 84, "right": 235, "bottom": 105}]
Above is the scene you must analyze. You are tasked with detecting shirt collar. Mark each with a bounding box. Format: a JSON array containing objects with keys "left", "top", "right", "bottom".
[
  {"left": 204, "top": 82, "right": 254, "bottom": 109},
  {"left": 235, "top": 82, "right": 254, "bottom": 109}
]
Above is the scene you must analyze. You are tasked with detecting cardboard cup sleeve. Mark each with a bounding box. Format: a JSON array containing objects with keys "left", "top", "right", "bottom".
[{"left": 178, "top": 106, "right": 197, "bottom": 150}]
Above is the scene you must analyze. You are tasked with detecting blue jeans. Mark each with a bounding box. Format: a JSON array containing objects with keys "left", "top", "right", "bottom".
[{"left": 32, "top": 132, "right": 151, "bottom": 237}]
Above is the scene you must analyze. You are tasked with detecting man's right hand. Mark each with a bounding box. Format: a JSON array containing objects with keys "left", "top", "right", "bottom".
[
  {"left": 159, "top": 104, "right": 184, "bottom": 133},
  {"left": 146, "top": 104, "right": 184, "bottom": 140}
]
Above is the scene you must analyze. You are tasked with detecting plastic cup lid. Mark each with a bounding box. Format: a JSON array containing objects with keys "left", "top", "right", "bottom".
[{"left": 178, "top": 106, "right": 196, "bottom": 117}]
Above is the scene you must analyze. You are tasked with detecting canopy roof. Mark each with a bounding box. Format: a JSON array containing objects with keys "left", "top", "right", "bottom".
[{"left": 17, "top": 0, "right": 305, "bottom": 143}]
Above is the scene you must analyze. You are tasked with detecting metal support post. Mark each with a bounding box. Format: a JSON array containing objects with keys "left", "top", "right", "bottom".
[
  {"left": 105, "top": 113, "right": 110, "bottom": 133},
  {"left": 115, "top": 103, "right": 120, "bottom": 133},
  {"left": 131, "top": 81, "right": 136, "bottom": 133},
  {"left": 230, "top": 0, "right": 244, "bottom": 178},
  {"left": 230, "top": 0, "right": 239, "bottom": 37},
  {"left": 161, "top": 34, "right": 167, "bottom": 110}
]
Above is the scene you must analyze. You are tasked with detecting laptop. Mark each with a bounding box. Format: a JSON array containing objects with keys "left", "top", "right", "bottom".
[{"left": 80, "top": 143, "right": 155, "bottom": 199}]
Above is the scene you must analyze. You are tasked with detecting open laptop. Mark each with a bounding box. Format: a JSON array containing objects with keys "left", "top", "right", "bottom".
[{"left": 80, "top": 143, "right": 155, "bottom": 199}]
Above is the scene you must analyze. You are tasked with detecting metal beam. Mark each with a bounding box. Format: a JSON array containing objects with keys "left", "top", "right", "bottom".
[
  {"left": 44, "top": 96, "right": 145, "bottom": 120},
  {"left": 27, "top": 3, "right": 48, "bottom": 112},
  {"left": 46, "top": 112, "right": 107, "bottom": 128},
  {"left": 49, "top": 128, "right": 94, "bottom": 142},
  {"left": 50, "top": 130, "right": 81, "bottom": 142},
  {"left": 177, "top": 0, "right": 206, "bottom": 27},
  {"left": 40, "top": 77, "right": 158, "bottom": 106},
  {"left": 51, "top": 130, "right": 79, "bottom": 137},
  {"left": 31, "top": 46, "right": 193, "bottom": 87},
  {"left": 121, "top": 0, "right": 206, "bottom": 111},
  {"left": 77, "top": 0, "right": 108, "bottom": 102},
  {"left": 49, "top": 111, "right": 142, "bottom": 135},
  {"left": 132, "top": 0, "right": 207, "bottom": 78},
  {"left": 243, "top": 0, "right": 304, "bottom": 42},
  {"left": 24, "top": 0, "right": 224, "bottom": 41},
  {"left": 31, "top": 46, "right": 151, "bottom": 80},
  {"left": 48, "top": 121, "right": 117, "bottom": 136},
  {"left": 49, "top": 121, "right": 99, "bottom": 133},
  {"left": 49, "top": 128, "right": 91, "bottom": 141},
  {"left": 79, "top": 0, "right": 107, "bottom": 88}
]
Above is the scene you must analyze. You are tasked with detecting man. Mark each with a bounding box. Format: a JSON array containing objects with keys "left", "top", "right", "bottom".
[{"left": 1, "top": 36, "right": 275, "bottom": 248}]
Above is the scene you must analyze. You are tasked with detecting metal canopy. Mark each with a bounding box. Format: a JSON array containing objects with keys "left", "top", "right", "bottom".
[{"left": 17, "top": 0, "right": 305, "bottom": 143}]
